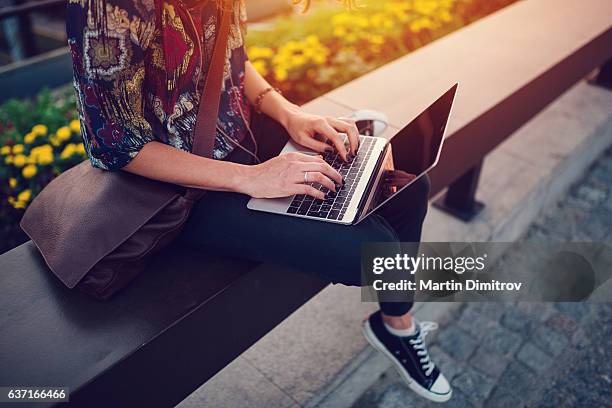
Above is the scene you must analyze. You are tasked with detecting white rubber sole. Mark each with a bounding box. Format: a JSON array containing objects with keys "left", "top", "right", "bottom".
[{"left": 362, "top": 320, "right": 452, "bottom": 403}]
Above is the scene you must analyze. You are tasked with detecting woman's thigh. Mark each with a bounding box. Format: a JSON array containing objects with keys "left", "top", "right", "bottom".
[
  {"left": 377, "top": 174, "right": 431, "bottom": 242},
  {"left": 179, "top": 190, "right": 401, "bottom": 286}
]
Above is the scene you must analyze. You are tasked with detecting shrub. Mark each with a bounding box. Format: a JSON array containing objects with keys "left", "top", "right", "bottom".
[
  {"left": 0, "top": 88, "right": 87, "bottom": 252},
  {"left": 246, "top": 0, "right": 518, "bottom": 104}
]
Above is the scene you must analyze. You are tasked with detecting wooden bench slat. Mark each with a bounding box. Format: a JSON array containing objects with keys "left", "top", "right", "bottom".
[
  {"left": 0, "top": 242, "right": 243, "bottom": 390},
  {"left": 0, "top": 240, "right": 328, "bottom": 407}
]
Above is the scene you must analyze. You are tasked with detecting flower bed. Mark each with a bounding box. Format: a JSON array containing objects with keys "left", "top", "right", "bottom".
[
  {"left": 0, "top": 0, "right": 517, "bottom": 253},
  {"left": 0, "top": 88, "right": 87, "bottom": 252},
  {"left": 246, "top": 0, "right": 518, "bottom": 104}
]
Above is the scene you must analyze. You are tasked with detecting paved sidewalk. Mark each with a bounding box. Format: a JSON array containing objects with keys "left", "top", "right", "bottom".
[{"left": 350, "top": 147, "right": 612, "bottom": 408}]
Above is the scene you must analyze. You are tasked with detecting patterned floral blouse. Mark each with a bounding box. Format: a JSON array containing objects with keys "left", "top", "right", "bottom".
[{"left": 66, "top": 0, "right": 250, "bottom": 170}]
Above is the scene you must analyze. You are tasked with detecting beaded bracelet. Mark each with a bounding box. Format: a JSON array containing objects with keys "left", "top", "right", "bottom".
[{"left": 254, "top": 86, "right": 282, "bottom": 113}]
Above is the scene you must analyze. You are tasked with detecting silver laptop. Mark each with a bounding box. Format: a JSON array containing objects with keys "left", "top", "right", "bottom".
[{"left": 248, "top": 84, "right": 458, "bottom": 225}]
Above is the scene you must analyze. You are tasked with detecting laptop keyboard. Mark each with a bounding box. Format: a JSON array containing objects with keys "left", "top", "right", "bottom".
[{"left": 287, "top": 136, "right": 376, "bottom": 221}]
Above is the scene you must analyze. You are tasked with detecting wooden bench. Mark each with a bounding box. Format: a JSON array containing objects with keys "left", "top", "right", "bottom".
[{"left": 0, "top": 0, "right": 611, "bottom": 406}]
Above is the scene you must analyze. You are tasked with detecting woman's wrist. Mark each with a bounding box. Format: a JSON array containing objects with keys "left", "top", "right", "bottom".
[
  {"left": 277, "top": 100, "right": 301, "bottom": 130},
  {"left": 259, "top": 89, "right": 300, "bottom": 130},
  {"left": 243, "top": 61, "right": 301, "bottom": 131},
  {"left": 224, "top": 161, "right": 255, "bottom": 195}
]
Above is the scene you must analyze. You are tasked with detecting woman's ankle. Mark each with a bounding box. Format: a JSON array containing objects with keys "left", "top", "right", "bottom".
[{"left": 381, "top": 311, "right": 413, "bottom": 331}]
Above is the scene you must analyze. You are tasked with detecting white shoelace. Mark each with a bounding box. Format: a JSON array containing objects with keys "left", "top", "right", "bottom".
[{"left": 408, "top": 321, "right": 438, "bottom": 376}]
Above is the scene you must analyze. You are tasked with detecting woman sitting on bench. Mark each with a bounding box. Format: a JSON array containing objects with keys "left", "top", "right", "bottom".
[{"left": 65, "top": 0, "right": 451, "bottom": 401}]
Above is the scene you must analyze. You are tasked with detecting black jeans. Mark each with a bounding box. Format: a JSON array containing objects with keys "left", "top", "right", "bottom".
[{"left": 179, "top": 113, "right": 429, "bottom": 316}]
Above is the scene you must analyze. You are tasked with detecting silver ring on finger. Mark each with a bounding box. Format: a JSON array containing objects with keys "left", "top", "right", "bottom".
[{"left": 304, "top": 171, "right": 309, "bottom": 184}]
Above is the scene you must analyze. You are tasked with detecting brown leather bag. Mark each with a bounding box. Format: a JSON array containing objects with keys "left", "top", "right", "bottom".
[{"left": 20, "top": 7, "right": 232, "bottom": 300}]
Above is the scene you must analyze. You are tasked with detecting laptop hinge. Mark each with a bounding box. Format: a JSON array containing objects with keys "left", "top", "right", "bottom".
[{"left": 353, "top": 142, "right": 390, "bottom": 224}]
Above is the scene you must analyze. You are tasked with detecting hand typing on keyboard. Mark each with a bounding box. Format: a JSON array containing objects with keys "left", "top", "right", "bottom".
[
  {"left": 286, "top": 136, "right": 375, "bottom": 220},
  {"left": 237, "top": 112, "right": 361, "bottom": 202},
  {"left": 282, "top": 109, "right": 360, "bottom": 161},
  {"left": 238, "top": 152, "right": 343, "bottom": 200}
]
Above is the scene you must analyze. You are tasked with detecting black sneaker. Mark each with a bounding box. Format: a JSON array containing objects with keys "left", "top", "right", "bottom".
[{"left": 362, "top": 312, "right": 452, "bottom": 402}]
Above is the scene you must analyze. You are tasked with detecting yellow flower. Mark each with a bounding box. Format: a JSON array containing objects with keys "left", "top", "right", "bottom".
[
  {"left": 305, "top": 35, "right": 320, "bottom": 46},
  {"left": 333, "top": 26, "right": 347, "bottom": 37},
  {"left": 38, "top": 151, "right": 54, "bottom": 165},
  {"left": 370, "top": 13, "right": 394, "bottom": 28},
  {"left": 248, "top": 46, "right": 274, "bottom": 60},
  {"left": 76, "top": 143, "right": 86, "bottom": 155},
  {"left": 354, "top": 15, "right": 369, "bottom": 29},
  {"left": 69, "top": 119, "right": 81, "bottom": 134},
  {"left": 18, "top": 189, "right": 32, "bottom": 203},
  {"left": 30, "top": 144, "right": 54, "bottom": 165},
  {"left": 56, "top": 126, "right": 72, "bottom": 142},
  {"left": 369, "top": 34, "right": 385, "bottom": 45},
  {"left": 7, "top": 196, "right": 15, "bottom": 205},
  {"left": 273, "top": 35, "right": 330, "bottom": 71},
  {"left": 22, "top": 164, "right": 38, "bottom": 179},
  {"left": 13, "top": 200, "right": 27, "bottom": 209},
  {"left": 12, "top": 144, "right": 24, "bottom": 154},
  {"left": 8, "top": 177, "right": 17, "bottom": 188},
  {"left": 283, "top": 40, "right": 302, "bottom": 52},
  {"left": 272, "top": 53, "right": 289, "bottom": 68},
  {"left": 49, "top": 135, "right": 61, "bottom": 146},
  {"left": 414, "top": 0, "right": 438, "bottom": 16},
  {"left": 274, "top": 67, "right": 288, "bottom": 81},
  {"left": 13, "top": 154, "right": 27, "bottom": 167},
  {"left": 410, "top": 17, "right": 434, "bottom": 32},
  {"left": 24, "top": 132, "right": 37, "bottom": 144},
  {"left": 251, "top": 60, "right": 268, "bottom": 77},
  {"left": 312, "top": 54, "right": 327, "bottom": 65},
  {"left": 31, "top": 124, "right": 48, "bottom": 136},
  {"left": 5, "top": 155, "right": 13, "bottom": 164},
  {"left": 291, "top": 54, "right": 307, "bottom": 67},
  {"left": 0, "top": 145, "right": 10, "bottom": 155},
  {"left": 60, "top": 143, "right": 76, "bottom": 159}
]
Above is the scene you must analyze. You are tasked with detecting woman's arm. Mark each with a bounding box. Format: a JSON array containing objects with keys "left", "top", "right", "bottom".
[
  {"left": 123, "top": 141, "right": 248, "bottom": 191},
  {"left": 243, "top": 60, "right": 300, "bottom": 129},
  {"left": 124, "top": 141, "right": 341, "bottom": 200},
  {"left": 243, "top": 61, "right": 360, "bottom": 160},
  {"left": 125, "top": 62, "right": 350, "bottom": 197},
  {"left": 123, "top": 61, "right": 345, "bottom": 198}
]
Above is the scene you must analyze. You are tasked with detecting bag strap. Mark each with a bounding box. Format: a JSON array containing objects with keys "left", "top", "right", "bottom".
[{"left": 191, "top": 4, "right": 232, "bottom": 158}]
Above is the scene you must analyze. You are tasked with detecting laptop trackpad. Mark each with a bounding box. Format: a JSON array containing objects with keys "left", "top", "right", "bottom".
[
  {"left": 247, "top": 140, "right": 316, "bottom": 212},
  {"left": 247, "top": 195, "right": 293, "bottom": 212}
]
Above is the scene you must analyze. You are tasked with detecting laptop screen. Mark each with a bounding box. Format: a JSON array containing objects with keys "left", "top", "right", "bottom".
[{"left": 359, "top": 84, "right": 457, "bottom": 222}]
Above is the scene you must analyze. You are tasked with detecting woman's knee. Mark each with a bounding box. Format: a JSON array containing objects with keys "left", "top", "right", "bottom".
[
  {"left": 324, "top": 220, "right": 400, "bottom": 286},
  {"left": 411, "top": 174, "right": 431, "bottom": 204},
  {"left": 404, "top": 175, "right": 431, "bottom": 222},
  {"left": 393, "top": 174, "right": 430, "bottom": 220}
]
